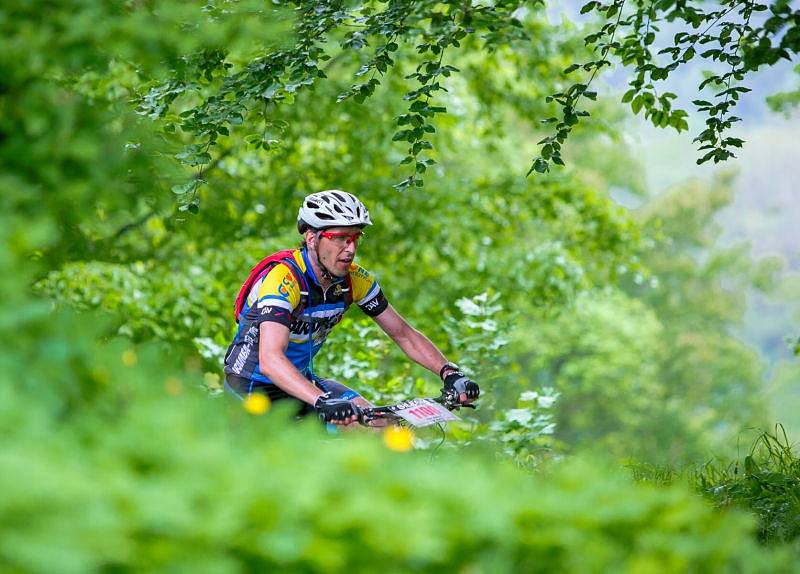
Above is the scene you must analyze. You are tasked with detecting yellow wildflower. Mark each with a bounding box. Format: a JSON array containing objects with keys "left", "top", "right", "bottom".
[
  {"left": 243, "top": 393, "right": 270, "bottom": 415},
  {"left": 383, "top": 426, "right": 414, "bottom": 452}
]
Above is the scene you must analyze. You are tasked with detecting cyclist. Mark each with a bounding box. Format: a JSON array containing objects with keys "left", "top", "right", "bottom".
[{"left": 223, "top": 190, "right": 479, "bottom": 425}]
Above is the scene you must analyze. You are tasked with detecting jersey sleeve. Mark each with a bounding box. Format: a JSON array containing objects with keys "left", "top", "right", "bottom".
[
  {"left": 248, "top": 263, "right": 302, "bottom": 328},
  {"left": 348, "top": 263, "right": 389, "bottom": 317}
]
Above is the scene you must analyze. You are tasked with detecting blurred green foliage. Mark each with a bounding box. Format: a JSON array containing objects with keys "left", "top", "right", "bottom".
[
  {"left": 5, "top": 367, "right": 797, "bottom": 573},
  {"left": 767, "top": 64, "right": 800, "bottom": 115}
]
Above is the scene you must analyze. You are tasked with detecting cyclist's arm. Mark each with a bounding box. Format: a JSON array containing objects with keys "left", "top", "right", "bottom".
[
  {"left": 258, "top": 322, "right": 325, "bottom": 405},
  {"left": 372, "top": 304, "right": 449, "bottom": 375}
]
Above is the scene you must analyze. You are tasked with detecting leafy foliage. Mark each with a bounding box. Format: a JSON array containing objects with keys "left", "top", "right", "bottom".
[
  {"left": 487, "top": 388, "right": 560, "bottom": 468},
  {"left": 766, "top": 63, "right": 800, "bottom": 113},
  {"left": 627, "top": 176, "right": 772, "bottom": 453},
  {"left": 4, "top": 2, "right": 798, "bottom": 568},
  {"left": 695, "top": 426, "right": 800, "bottom": 545},
  {"left": 534, "top": 0, "right": 800, "bottom": 173},
  {"left": 632, "top": 427, "right": 800, "bottom": 547},
  {"left": 32, "top": 4, "right": 775, "bottom": 468},
  {"left": 135, "top": 0, "right": 541, "bottom": 191},
  {"left": 513, "top": 290, "right": 673, "bottom": 459},
  {"left": 6, "top": 373, "right": 798, "bottom": 572}
]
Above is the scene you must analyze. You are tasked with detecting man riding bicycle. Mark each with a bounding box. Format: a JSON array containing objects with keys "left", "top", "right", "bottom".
[{"left": 223, "top": 190, "right": 479, "bottom": 425}]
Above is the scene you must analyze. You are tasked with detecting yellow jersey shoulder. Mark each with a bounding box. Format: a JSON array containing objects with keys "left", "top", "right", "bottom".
[
  {"left": 256, "top": 262, "right": 301, "bottom": 309},
  {"left": 348, "top": 262, "right": 378, "bottom": 302}
]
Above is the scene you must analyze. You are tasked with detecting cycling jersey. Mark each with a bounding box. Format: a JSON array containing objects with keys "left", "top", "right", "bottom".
[{"left": 223, "top": 248, "right": 388, "bottom": 389}]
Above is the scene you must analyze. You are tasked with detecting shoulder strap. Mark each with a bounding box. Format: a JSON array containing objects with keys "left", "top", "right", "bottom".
[
  {"left": 280, "top": 257, "right": 310, "bottom": 320},
  {"left": 233, "top": 250, "right": 308, "bottom": 323}
]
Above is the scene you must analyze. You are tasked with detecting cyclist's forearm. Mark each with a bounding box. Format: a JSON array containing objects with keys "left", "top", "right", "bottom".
[
  {"left": 393, "top": 325, "right": 449, "bottom": 375},
  {"left": 259, "top": 353, "right": 324, "bottom": 405},
  {"left": 374, "top": 305, "right": 450, "bottom": 375}
]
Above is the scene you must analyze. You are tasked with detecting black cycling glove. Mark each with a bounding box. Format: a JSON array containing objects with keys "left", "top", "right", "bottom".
[
  {"left": 314, "top": 393, "right": 360, "bottom": 423},
  {"left": 440, "top": 362, "right": 480, "bottom": 402}
]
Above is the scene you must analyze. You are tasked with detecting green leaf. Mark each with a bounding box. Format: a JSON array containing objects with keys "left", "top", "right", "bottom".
[
  {"left": 631, "top": 95, "right": 643, "bottom": 115},
  {"left": 171, "top": 182, "right": 195, "bottom": 195},
  {"left": 621, "top": 89, "right": 636, "bottom": 103},
  {"left": 392, "top": 177, "right": 412, "bottom": 191},
  {"left": 528, "top": 157, "right": 548, "bottom": 175}
]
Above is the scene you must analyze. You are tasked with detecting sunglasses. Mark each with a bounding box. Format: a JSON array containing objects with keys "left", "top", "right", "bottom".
[{"left": 319, "top": 230, "right": 364, "bottom": 246}]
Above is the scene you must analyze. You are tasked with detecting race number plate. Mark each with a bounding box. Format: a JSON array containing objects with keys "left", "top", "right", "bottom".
[{"left": 388, "top": 398, "right": 461, "bottom": 427}]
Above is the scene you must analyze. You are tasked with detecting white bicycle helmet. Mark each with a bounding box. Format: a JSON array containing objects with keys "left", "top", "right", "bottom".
[{"left": 297, "top": 190, "right": 372, "bottom": 232}]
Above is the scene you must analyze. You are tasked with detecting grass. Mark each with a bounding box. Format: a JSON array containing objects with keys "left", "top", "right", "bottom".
[{"left": 629, "top": 425, "right": 800, "bottom": 545}]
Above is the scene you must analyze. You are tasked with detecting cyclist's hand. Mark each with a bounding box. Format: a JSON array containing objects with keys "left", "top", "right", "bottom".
[
  {"left": 314, "top": 394, "right": 360, "bottom": 425},
  {"left": 442, "top": 368, "right": 480, "bottom": 404}
]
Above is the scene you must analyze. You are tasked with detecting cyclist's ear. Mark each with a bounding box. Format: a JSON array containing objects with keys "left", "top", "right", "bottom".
[{"left": 305, "top": 229, "right": 316, "bottom": 249}]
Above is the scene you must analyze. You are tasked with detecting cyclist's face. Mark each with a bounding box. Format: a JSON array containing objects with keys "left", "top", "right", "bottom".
[{"left": 312, "top": 226, "right": 362, "bottom": 277}]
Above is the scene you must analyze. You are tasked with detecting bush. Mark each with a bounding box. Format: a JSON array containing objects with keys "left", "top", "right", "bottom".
[{"left": 1, "top": 338, "right": 795, "bottom": 573}]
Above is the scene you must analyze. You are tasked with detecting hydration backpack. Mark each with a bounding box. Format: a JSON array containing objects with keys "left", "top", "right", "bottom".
[
  {"left": 233, "top": 249, "right": 354, "bottom": 323},
  {"left": 233, "top": 250, "right": 310, "bottom": 323}
]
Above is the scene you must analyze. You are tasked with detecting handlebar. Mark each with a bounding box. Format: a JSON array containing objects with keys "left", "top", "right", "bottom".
[{"left": 358, "top": 389, "right": 476, "bottom": 427}]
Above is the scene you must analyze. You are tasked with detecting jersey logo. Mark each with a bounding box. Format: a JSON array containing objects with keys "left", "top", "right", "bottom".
[
  {"left": 289, "top": 313, "right": 345, "bottom": 338},
  {"left": 277, "top": 273, "right": 297, "bottom": 298},
  {"left": 352, "top": 266, "right": 370, "bottom": 280}
]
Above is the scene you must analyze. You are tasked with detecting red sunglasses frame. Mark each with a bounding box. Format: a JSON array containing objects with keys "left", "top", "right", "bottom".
[{"left": 319, "top": 230, "right": 364, "bottom": 245}]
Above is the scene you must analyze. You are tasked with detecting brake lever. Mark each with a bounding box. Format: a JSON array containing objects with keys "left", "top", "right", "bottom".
[
  {"left": 439, "top": 393, "right": 477, "bottom": 411},
  {"left": 358, "top": 408, "right": 376, "bottom": 425}
]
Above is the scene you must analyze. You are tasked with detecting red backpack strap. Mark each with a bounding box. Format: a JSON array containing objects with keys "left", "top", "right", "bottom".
[{"left": 234, "top": 250, "right": 307, "bottom": 322}]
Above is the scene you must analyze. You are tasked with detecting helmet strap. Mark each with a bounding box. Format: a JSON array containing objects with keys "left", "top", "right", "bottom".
[{"left": 311, "top": 232, "right": 341, "bottom": 282}]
